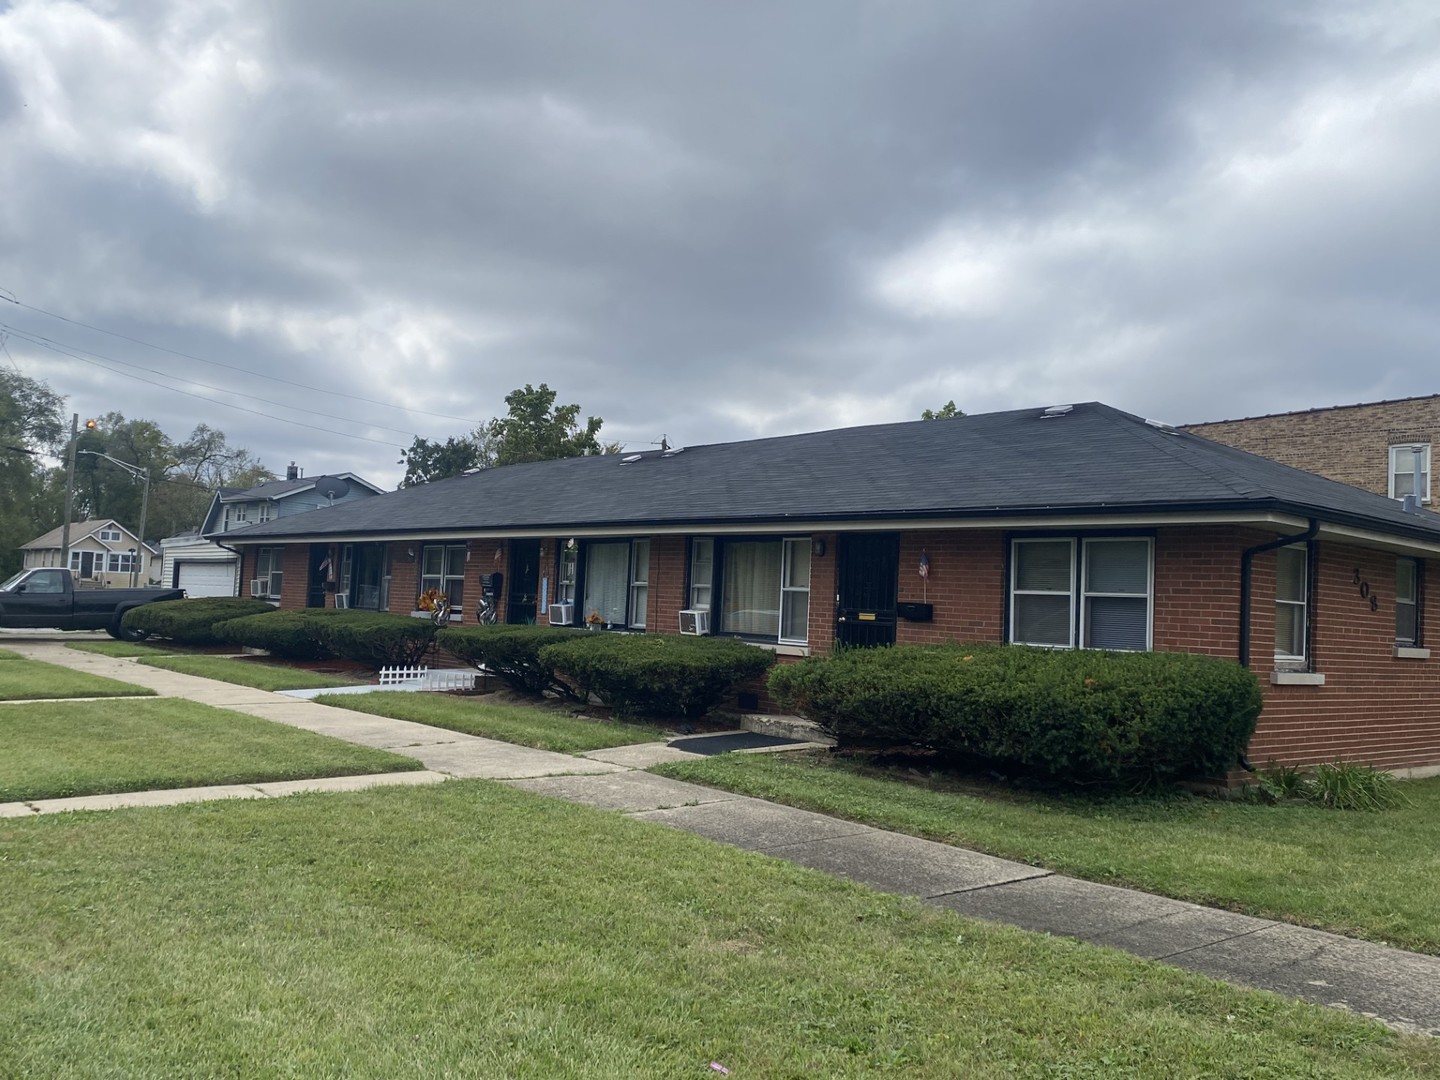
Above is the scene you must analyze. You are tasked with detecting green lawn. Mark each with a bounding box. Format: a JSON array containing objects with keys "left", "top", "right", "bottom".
[
  {"left": 139, "top": 654, "right": 363, "bottom": 692},
  {"left": 313, "top": 691, "right": 663, "bottom": 753},
  {"left": 2, "top": 784, "right": 1435, "bottom": 1078},
  {"left": 0, "top": 648, "right": 19, "bottom": 659},
  {"left": 65, "top": 641, "right": 180, "bottom": 658},
  {"left": 654, "top": 753, "right": 1440, "bottom": 955},
  {"left": 0, "top": 658, "right": 154, "bottom": 701},
  {"left": 0, "top": 698, "right": 421, "bottom": 802}
]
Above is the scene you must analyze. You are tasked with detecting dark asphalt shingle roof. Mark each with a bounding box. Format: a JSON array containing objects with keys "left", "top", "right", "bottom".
[{"left": 220, "top": 402, "right": 1440, "bottom": 544}]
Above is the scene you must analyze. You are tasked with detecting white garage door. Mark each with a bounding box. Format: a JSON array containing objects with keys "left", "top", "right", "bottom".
[{"left": 177, "top": 560, "right": 238, "bottom": 598}]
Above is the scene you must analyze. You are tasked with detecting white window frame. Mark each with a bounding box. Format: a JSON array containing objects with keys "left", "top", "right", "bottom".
[
  {"left": 1274, "top": 544, "right": 1309, "bottom": 665},
  {"left": 256, "top": 547, "right": 284, "bottom": 599},
  {"left": 689, "top": 537, "right": 714, "bottom": 611},
  {"left": 556, "top": 544, "right": 577, "bottom": 605},
  {"left": 232, "top": 503, "right": 249, "bottom": 523},
  {"left": 1009, "top": 538, "right": 1077, "bottom": 649},
  {"left": 628, "top": 540, "right": 650, "bottom": 629},
  {"left": 1396, "top": 557, "right": 1420, "bottom": 647},
  {"left": 257, "top": 502, "right": 271, "bottom": 523},
  {"left": 98, "top": 527, "right": 122, "bottom": 542},
  {"left": 420, "top": 544, "right": 466, "bottom": 615},
  {"left": 1388, "top": 444, "right": 1431, "bottom": 502},
  {"left": 1079, "top": 537, "right": 1153, "bottom": 652},
  {"left": 1009, "top": 537, "right": 1154, "bottom": 651},
  {"left": 779, "top": 537, "right": 811, "bottom": 646}
]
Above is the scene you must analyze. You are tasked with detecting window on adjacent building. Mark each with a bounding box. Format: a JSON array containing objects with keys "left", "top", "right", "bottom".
[
  {"left": 717, "top": 537, "right": 811, "bottom": 645},
  {"left": 689, "top": 538, "right": 714, "bottom": 611},
  {"left": 1274, "top": 544, "right": 1308, "bottom": 663},
  {"left": 106, "top": 553, "right": 136, "bottom": 573},
  {"left": 98, "top": 527, "right": 121, "bottom": 542},
  {"left": 233, "top": 504, "right": 249, "bottom": 523},
  {"left": 1009, "top": 537, "right": 1153, "bottom": 651},
  {"left": 420, "top": 544, "right": 466, "bottom": 612},
  {"left": 1397, "top": 557, "right": 1420, "bottom": 647},
  {"left": 628, "top": 540, "right": 650, "bottom": 628},
  {"left": 257, "top": 502, "right": 271, "bottom": 523},
  {"left": 256, "top": 547, "right": 284, "bottom": 598},
  {"left": 1389, "top": 444, "right": 1431, "bottom": 502}
]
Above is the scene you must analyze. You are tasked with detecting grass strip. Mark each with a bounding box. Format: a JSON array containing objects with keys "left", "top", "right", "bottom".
[
  {"left": 0, "top": 697, "right": 421, "bottom": 801},
  {"left": 1, "top": 781, "right": 1435, "bottom": 1078},
  {"left": 654, "top": 752, "right": 1440, "bottom": 955},
  {"left": 139, "top": 654, "right": 363, "bottom": 692},
  {"left": 65, "top": 641, "right": 179, "bottom": 658},
  {"left": 0, "top": 648, "right": 20, "bottom": 659},
  {"left": 313, "top": 691, "right": 662, "bottom": 753},
  {"left": 0, "top": 657, "right": 153, "bottom": 701}
]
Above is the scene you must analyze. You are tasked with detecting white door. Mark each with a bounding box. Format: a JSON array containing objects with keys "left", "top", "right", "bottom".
[{"left": 176, "top": 560, "right": 238, "bottom": 597}]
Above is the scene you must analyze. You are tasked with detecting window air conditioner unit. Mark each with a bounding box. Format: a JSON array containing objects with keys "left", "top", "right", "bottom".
[
  {"left": 334, "top": 593, "right": 349, "bottom": 609},
  {"left": 548, "top": 602, "right": 574, "bottom": 626},
  {"left": 678, "top": 608, "right": 710, "bottom": 635},
  {"left": 250, "top": 578, "right": 267, "bottom": 597}
]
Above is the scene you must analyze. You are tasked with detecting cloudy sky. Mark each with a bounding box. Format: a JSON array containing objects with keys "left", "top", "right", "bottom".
[{"left": 2, "top": 1, "right": 1437, "bottom": 489}]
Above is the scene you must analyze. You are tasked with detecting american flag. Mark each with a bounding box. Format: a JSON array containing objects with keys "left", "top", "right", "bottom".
[{"left": 918, "top": 550, "right": 930, "bottom": 579}]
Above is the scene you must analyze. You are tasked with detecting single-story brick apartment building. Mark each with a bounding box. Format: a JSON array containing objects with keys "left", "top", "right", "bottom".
[{"left": 217, "top": 402, "right": 1440, "bottom": 776}]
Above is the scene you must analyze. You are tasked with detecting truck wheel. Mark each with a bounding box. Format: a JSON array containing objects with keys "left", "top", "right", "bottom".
[{"left": 108, "top": 621, "right": 149, "bottom": 642}]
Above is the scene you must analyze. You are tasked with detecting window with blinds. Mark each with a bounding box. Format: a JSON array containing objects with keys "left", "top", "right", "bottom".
[{"left": 1009, "top": 537, "right": 1152, "bottom": 651}]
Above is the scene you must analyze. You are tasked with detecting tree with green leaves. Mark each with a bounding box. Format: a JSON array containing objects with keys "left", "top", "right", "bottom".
[
  {"left": 0, "top": 370, "right": 65, "bottom": 576},
  {"left": 921, "top": 400, "right": 964, "bottom": 420},
  {"left": 399, "top": 383, "right": 618, "bottom": 487}
]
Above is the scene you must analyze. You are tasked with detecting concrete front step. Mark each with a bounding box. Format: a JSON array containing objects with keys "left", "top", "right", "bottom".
[{"left": 735, "top": 711, "right": 833, "bottom": 745}]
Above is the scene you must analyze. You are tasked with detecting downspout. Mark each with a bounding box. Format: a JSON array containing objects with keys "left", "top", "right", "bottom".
[
  {"left": 1238, "top": 518, "right": 1318, "bottom": 668},
  {"left": 1236, "top": 518, "right": 1319, "bottom": 772}
]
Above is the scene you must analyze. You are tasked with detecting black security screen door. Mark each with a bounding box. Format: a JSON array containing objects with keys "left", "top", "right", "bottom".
[
  {"left": 507, "top": 540, "right": 541, "bottom": 624},
  {"left": 307, "top": 545, "right": 328, "bottom": 608},
  {"left": 836, "top": 533, "right": 900, "bottom": 647}
]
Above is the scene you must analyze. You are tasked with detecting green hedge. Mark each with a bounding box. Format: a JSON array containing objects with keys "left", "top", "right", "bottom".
[
  {"left": 436, "top": 625, "right": 583, "bottom": 698},
  {"left": 769, "top": 643, "right": 1262, "bottom": 782},
  {"left": 539, "top": 634, "right": 776, "bottom": 720},
  {"left": 120, "top": 598, "right": 277, "bottom": 645},
  {"left": 216, "top": 609, "right": 437, "bottom": 666}
]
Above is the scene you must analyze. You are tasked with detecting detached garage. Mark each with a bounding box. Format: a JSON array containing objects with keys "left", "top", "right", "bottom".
[{"left": 158, "top": 532, "right": 239, "bottom": 598}]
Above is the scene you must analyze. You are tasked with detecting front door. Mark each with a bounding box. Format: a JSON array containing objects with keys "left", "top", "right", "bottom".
[
  {"left": 307, "top": 545, "right": 329, "bottom": 608},
  {"left": 507, "top": 540, "right": 541, "bottom": 624},
  {"left": 835, "top": 533, "right": 900, "bottom": 647}
]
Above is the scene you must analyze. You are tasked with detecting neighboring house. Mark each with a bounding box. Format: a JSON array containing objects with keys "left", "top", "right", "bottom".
[
  {"left": 179, "top": 462, "right": 385, "bottom": 598},
  {"left": 218, "top": 402, "right": 1440, "bottom": 777},
  {"left": 20, "top": 519, "right": 159, "bottom": 587},
  {"left": 1183, "top": 394, "right": 1439, "bottom": 506}
]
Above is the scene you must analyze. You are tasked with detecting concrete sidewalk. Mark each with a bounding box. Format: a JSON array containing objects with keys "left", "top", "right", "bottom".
[{"left": 8, "top": 637, "right": 1440, "bottom": 1036}]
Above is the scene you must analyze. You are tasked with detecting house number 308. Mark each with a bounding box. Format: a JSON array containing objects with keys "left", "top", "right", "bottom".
[{"left": 1352, "top": 569, "right": 1380, "bottom": 612}]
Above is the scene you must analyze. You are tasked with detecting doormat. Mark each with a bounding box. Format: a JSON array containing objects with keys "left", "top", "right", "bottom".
[{"left": 667, "top": 731, "right": 807, "bottom": 755}]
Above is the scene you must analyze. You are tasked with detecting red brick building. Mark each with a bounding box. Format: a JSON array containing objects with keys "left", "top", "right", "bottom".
[{"left": 219, "top": 402, "right": 1440, "bottom": 777}]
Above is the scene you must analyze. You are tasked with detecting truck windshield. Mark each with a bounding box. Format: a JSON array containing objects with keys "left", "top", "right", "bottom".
[{"left": 0, "top": 571, "right": 28, "bottom": 592}]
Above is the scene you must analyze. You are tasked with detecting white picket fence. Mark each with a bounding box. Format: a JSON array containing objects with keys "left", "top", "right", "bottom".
[{"left": 378, "top": 666, "right": 477, "bottom": 691}]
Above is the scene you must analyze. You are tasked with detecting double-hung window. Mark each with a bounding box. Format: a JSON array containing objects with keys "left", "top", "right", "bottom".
[
  {"left": 257, "top": 502, "right": 271, "bottom": 523},
  {"left": 581, "top": 540, "right": 637, "bottom": 627},
  {"left": 556, "top": 544, "right": 577, "bottom": 606},
  {"left": 629, "top": 540, "right": 650, "bottom": 629},
  {"left": 98, "top": 527, "right": 121, "bottom": 542},
  {"left": 1389, "top": 444, "right": 1431, "bottom": 502},
  {"left": 256, "top": 547, "right": 284, "bottom": 598},
  {"left": 714, "top": 537, "right": 810, "bottom": 645},
  {"left": 1274, "top": 544, "right": 1308, "bottom": 664},
  {"left": 1009, "top": 537, "right": 1152, "bottom": 650},
  {"left": 1396, "top": 558, "right": 1421, "bottom": 647},
  {"left": 420, "top": 544, "right": 466, "bottom": 613},
  {"left": 688, "top": 538, "right": 714, "bottom": 611}
]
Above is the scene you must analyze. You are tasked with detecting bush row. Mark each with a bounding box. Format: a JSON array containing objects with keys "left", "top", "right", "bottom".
[
  {"left": 437, "top": 626, "right": 775, "bottom": 719},
  {"left": 216, "top": 609, "right": 437, "bottom": 666},
  {"left": 769, "top": 643, "right": 1262, "bottom": 782},
  {"left": 121, "top": 598, "right": 276, "bottom": 645}
]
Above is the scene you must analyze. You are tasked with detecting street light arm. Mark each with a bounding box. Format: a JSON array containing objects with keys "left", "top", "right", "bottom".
[
  {"left": 75, "top": 450, "right": 152, "bottom": 586},
  {"left": 76, "top": 449, "right": 150, "bottom": 481}
]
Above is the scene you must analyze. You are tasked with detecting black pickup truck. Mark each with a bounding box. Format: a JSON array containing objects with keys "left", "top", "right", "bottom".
[{"left": 0, "top": 567, "right": 184, "bottom": 639}]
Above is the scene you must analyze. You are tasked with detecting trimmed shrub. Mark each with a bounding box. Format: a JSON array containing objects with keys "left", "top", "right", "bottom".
[
  {"left": 316, "top": 612, "right": 437, "bottom": 669},
  {"left": 120, "top": 597, "right": 277, "bottom": 645},
  {"left": 770, "top": 643, "right": 1262, "bottom": 783},
  {"left": 437, "top": 625, "right": 583, "bottom": 697},
  {"left": 215, "top": 609, "right": 353, "bottom": 660},
  {"left": 539, "top": 633, "right": 776, "bottom": 720}
]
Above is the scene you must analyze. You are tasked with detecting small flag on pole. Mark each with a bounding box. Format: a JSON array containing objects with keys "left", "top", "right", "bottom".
[{"left": 918, "top": 551, "right": 930, "bottom": 579}]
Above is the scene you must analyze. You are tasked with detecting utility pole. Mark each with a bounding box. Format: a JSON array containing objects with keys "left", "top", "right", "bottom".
[
  {"left": 135, "top": 466, "right": 150, "bottom": 587},
  {"left": 60, "top": 413, "right": 78, "bottom": 572}
]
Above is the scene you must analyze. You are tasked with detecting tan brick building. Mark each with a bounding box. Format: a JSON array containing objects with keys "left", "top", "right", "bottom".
[{"left": 1183, "top": 395, "right": 1439, "bottom": 504}]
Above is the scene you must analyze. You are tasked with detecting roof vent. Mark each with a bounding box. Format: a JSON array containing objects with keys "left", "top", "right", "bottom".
[
  {"left": 662, "top": 447, "right": 685, "bottom": 457},
  {"left": 620, "top": 454, "right": 643, "bottom": 464},
  {"left": 1402, "top": 494, "right": 1421, "bottom": 514},
  {"left": 1040, "top": 404, "right": 1073, "bottom": 418},
  {"left": 1144, "top": 418, "right": 1180, "bottom": 435}
]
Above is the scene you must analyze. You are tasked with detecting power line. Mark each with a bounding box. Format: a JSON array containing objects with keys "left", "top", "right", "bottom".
[
  {"left": 5, "top": 327, "right": 405, "bottom": 449},
  {"left": 0, "top": 292, "right": 488, "bottom": 426},
  {"left": 1, "top": 321, "right": 421, "bottom": 440}
]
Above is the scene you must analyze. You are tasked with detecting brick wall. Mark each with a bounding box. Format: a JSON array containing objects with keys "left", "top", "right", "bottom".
[
  {"left": 1182, "top": 396, "right": 1440, "bottom": 499},
  {"left": 388, "top": 543, "right": 418, "bottom": 613},
  {"left": 895, "top": 530, "right": 1004, "bottom": 645}
]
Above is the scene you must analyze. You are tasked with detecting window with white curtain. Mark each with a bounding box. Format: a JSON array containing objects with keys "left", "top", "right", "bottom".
[
  {"left": 1010, "top": 537, "right": 1152, "bottom": 651},
  {"left": 721, "top": 540, "right": 783, "bottom": 637},
  {"left": 583, "top": 541, "right": 630, "bottom": 626}
]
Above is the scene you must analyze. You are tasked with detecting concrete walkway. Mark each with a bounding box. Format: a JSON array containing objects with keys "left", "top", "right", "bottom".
[{"left": 6, "top": 637, "right": 1439, "bottom": 1036}]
